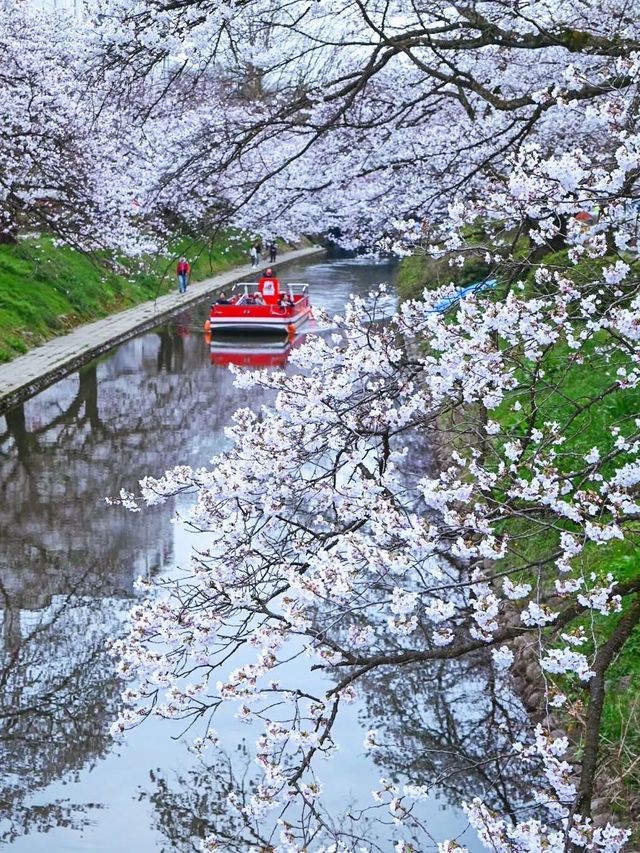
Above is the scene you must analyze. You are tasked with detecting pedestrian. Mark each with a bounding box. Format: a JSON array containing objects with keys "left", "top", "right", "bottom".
[
  {"left": 250, "top": 244, "right": 258, "bottom": 268},
  {"left": 176, "top": 257, "right": 190, "bottom": 293},
  {"left": 255, "top": 239, "right": 262, "bottom": 258},
  {"left": 269, "top": 241, "right": 277, "bottom": 263}
]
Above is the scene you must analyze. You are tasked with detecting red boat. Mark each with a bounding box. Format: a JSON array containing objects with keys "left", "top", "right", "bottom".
[{"left": 208, "top": 270, "right": 312, "bottom": 333}]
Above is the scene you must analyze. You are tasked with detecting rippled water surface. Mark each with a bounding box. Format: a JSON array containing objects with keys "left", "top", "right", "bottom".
[{"left": 0, "top": 256, "right": 521, "bottom": 851}]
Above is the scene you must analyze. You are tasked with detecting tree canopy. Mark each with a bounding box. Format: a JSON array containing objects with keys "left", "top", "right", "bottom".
[{"left": 5, "top": 0, "right": 640, "bottom": 850}]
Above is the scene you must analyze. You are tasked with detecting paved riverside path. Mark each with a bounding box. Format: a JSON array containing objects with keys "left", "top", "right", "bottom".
[{"left": 0, "top": 245, "right": 325, "bottom": 415}]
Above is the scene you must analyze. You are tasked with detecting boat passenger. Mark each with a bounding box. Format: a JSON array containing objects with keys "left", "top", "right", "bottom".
[
  {"left": 258, "top": 269, "right": 280, "bottom": 305},
  {"left": 259, "top": 268, "right": 279, "bottom": 288},
  {"left": 216, "top": 291, "right": 232, "bottom": 304}
]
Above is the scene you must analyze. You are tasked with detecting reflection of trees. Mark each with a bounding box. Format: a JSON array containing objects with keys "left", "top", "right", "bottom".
[
  {"left": 0, "top": 582, "right": 122, "bottom": 842},
  {"left": 144, "top": 749, "right": 252, "bottom": 853},
  {"left": 359, "top": 654, "right": 536, "bottom": 820},
  {"left": 0, "top": 316, "right": 271, "bottom": 844},
  {"left": 156, "top": 327, "right": 185, "bottom": 373},
  {"left": 0, "top": 313, "right": 263, "bottom": 617},
  {"left": 0, "top": 320, "right": 260, "bottom": 608},
  {"left": 141, "top": 656, "right": 536, "bottom": 852},
  {"left": 0, "top": 322, "right": 252, "bottom": 614},
  {"left": 143, "top": 746, "right": 385, "bottom": 853}
]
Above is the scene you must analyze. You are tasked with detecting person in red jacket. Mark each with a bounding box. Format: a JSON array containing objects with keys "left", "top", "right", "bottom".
[{"left": 177, "top": 257, "right": 191, "bottom": 293}]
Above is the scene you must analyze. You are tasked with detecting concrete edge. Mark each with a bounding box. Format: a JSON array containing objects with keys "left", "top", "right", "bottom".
[{"left": 0, "top": 245, "right": 326, "bottom": 416}]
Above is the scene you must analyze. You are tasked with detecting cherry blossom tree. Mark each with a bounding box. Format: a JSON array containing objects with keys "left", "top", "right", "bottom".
[
  {"left": 87, "top": 1, "right": 640, "bottom": 851},
  {"left": 109, "top": 268, "right": 640, "bottom": 852},
  {"left": 5, "top": 0, "right": 640, "bottom": 254},
  {"left": 88, "top": 0, "right": 640, "bottom": 249},
  {"left": 0, "top": 0, "right": 181, "bottom": 254}
]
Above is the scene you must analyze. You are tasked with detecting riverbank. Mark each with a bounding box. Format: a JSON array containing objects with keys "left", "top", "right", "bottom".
[
  {"left": 0, "top": 245, "right": 325, "bottom": 415},
  {"left": 409, "top": 241, "right": 640, "bottom": 843},
  {"left": 0, "top": 235, "right": 262, "bottom": 363}
]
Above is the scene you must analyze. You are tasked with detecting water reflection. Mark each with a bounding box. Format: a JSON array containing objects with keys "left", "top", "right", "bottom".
[
  {"left": 0, "top": 319, "right": 255, "bottom": 844},
  {"left": 361, "top": 655, "right": 535, "bottom": 818},
  {"left": 139, "top": 654, "right": 534, "bottom": 852},
  {"left": 0, "top": 595, "right": 116, "bottom": 843},
  {"left": 142, "top": 748, "right": 390, "bottom": 853},
  {"left": 142, "top": 746, "right": 262, "bottom": 853},
  {"left": 0, "top": 255, "right": 530, "bottom": 852},
  {"left": 208, "top": 329, "right": 308, "bottom": 368}
]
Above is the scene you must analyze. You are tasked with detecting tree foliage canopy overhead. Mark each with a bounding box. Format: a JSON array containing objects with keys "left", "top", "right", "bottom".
[{"left": 4, "top": 0, "right": 640, "bottom": 851}]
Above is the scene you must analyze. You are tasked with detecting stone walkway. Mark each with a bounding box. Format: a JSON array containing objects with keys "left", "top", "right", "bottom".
[{"left": 0, "top": 245, "right": 325, "bottom": 414}]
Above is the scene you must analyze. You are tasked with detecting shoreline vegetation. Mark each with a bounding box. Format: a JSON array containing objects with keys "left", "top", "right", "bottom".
[
  {"left": 0, "top": 233, "right": 294, "bottom": 364},
  {"left": 397, "top": 242, "right": 640, "bottom": 842}
]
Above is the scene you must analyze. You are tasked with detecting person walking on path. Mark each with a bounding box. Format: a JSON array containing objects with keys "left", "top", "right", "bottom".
[
  {"left": 177, "top": 257, "right": 191, "bottom": 293},
  {"left": 250, "top": 244, "right": 258, "bottom": 268},
  {"left": 269, "top": 241, "right": 277, "bottom": 263}
]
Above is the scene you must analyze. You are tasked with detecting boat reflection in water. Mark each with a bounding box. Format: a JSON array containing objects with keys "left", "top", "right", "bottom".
[{"left": 206, "top": 328, "right": 309, "bottom": 368}]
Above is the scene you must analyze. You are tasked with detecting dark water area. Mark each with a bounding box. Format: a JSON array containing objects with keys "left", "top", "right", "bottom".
[{"left": 0, "top": 257, "right": 526, "bottom": 851}]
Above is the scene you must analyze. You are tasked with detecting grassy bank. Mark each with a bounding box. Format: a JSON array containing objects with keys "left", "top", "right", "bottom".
[
  {"left": 394, "top": 251, "right": 492, "bottom": 302},
  {"left": 489, "top": 331, "right": 640, "bottom": 672},
  {"left": 424, "top": 242, "right": 640, "bottom": 832},
  {"left": 490, "top": 327, "right": 640, "bottom": 824},
  {"left": 0, "top": 234, "right": 252, "bottom": 363}
]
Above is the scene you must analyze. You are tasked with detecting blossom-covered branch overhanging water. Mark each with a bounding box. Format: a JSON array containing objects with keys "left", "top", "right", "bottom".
[{"left": 15, "top": 0, "right": 636, "bottom": 849}]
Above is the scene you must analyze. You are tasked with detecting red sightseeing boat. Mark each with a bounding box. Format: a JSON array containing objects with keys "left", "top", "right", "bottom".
[{"left": 208, "top": 270, "right": 312, "bottom": 334}]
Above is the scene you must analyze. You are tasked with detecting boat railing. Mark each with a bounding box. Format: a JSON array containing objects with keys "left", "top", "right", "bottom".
[
  {"left": 232, "top": 282, "right": 309, "bottom": 295},
  {"left": 284, "top": 282, "right": 309, "bottom": 295}
]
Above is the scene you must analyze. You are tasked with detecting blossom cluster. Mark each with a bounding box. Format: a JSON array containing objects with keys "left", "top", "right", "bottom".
[{"left": 94, "top": 1, "right": 640, "bottom": 851}]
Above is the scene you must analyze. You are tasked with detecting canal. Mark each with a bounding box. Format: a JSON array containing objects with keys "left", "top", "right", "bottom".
[{"left": 0, "top": 256, "right": 527, "bottom": 851}]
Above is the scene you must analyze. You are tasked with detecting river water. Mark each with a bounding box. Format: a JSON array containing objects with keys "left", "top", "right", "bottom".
[{"left": 0, "top": 256, "right": 527, "bottom": 851}]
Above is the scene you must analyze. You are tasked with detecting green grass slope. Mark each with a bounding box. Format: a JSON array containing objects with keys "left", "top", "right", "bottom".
[{"left": 0, "top": 234, "right": 251, "bottom": 363}]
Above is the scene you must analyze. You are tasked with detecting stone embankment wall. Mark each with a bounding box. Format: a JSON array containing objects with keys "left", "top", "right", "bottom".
[{"left": 509, "top": 627, "right": 638, "bottom": 836}]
